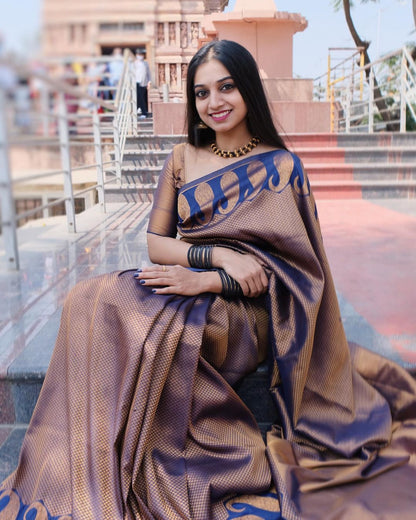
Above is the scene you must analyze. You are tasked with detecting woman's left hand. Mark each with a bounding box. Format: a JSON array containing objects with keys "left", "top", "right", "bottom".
[{"left": 134, "top": 264, "right": 221, "bottom": 296}]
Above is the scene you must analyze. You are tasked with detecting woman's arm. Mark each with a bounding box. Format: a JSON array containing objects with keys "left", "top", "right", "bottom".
[
  {"left": 143, "top": 234, "right": 268, "bottom": 297},
  {"left": 212, "top": 247, "right": 269, "bottom": 298},
  {"left": 147, "top": 232, "right": 190, "bottom": 266}
]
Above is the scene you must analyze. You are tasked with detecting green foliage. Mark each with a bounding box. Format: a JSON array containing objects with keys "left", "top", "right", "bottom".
[{"left": 332, "top": 0, "right": 344, "bottom": 10}]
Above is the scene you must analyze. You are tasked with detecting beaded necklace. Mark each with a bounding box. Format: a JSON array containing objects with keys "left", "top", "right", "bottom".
[{"left": 210, "top": 136, "right": 260, "bottom": 158}]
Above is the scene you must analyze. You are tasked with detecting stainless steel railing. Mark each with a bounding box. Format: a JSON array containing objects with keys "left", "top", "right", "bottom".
[
  {"left": 0, "top": 50, "right": 137, "bottom": 270},
  {"left": 314, "top": 46, "right": 416, "bottom": 133}
]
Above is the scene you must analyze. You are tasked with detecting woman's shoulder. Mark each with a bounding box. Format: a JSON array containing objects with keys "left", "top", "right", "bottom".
[
  {"left": 269, "top": 146, "right": 301, "bottom": 162},
  {"left": 276, "top": 148, "right": 304, "bottom": 170},
  {"left": 256, "top": 143, "right": 297, "bottom": 159},
  {"left": 258, "top": 147, "right": 305, "bottom": 180},
  {"left": 168, "top": 142, "right": 191, "bottom": 188},
  {"left": 172, "top": 142, "right": 188, "bottom": 151},
  {"left": 171, "top": 142, "right": 191, "bottom": 166},
  {"left": 171, "top": 141, "right": 188, "bottom": 155}
]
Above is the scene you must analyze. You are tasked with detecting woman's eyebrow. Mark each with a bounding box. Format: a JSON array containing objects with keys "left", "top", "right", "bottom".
[{"left": 194, "top": 76, "right": 233, "bottom": 89}]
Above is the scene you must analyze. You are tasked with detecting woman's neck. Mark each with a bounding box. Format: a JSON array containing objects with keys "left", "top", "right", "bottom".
[{"left": 214, "top": 129, "right": 253, "bottom": 152}]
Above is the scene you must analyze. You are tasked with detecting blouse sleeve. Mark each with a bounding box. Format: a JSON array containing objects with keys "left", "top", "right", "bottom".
[{"left": 147, "top": 147, "right": 181, "bottom": 237}]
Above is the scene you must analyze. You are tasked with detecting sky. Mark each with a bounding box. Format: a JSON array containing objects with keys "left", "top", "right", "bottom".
[{"left": 1, "top": 0, "right": 414, "bottom": 79}]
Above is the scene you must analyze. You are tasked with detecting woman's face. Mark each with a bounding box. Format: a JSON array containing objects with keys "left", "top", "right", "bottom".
[{"left": 193, "top": 58, "right": 248, "bottom": 138}]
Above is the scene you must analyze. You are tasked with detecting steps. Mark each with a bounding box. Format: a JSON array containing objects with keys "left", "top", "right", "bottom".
[
  {"left": 104, "top": 127, "right": 416, "bottom": 202},
  {"left": 290, "top": 133, "right": 416, "bottom": 200},
  {"left": 105, "top": 131, "right": 185, "bottom": 202}
]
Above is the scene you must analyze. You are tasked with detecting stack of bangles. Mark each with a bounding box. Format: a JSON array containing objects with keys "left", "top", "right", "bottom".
[{"left": 187, "top": 244, "right": 243, "bottom": 298}]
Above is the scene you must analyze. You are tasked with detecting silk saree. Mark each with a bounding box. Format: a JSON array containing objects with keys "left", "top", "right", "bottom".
[{"left": 1, "top": 145, "right": 416, "bottom": 519}]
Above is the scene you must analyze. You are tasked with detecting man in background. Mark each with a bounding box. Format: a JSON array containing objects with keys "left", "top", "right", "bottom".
[{"left": 135, "top": 49, "right": 151, "bottom": 118}]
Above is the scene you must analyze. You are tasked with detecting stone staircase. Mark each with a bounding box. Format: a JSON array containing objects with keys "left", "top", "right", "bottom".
[
  {"left": 105, "top": 134, "right": 184, "bottom": 203},
  {"left": 290, "top": 133, "right": 416, "bottom": 200},
  {"left": 105, "top": 122, "right": 416, "bottom": 202}
]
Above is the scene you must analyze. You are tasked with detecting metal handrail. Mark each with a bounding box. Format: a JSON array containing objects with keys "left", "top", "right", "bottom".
[
  {"left": 315, "top": 46, "right": 416, "bottom": 133},
  {"left": 0, "top": 52, "right": 137, "bottom": 270},
  {"left": 113, "top": 49, "right": 137, "bottom": 181}
]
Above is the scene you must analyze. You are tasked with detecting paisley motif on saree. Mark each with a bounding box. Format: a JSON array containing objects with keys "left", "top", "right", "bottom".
[{"left": 1, "top": 146, "right": 416, "bottom": 520}]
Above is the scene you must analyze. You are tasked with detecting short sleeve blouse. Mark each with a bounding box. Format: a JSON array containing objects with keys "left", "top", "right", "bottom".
[{"left": 146, "top": 143, "right": 186, "bottom": 237}]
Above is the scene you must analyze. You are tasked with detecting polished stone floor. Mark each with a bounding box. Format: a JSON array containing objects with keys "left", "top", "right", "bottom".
[
  {"left": 318, "top": 198, "right": 416, "bottom": 368},
  {"left": 0, "top": 202, "right": 153, "bottom": 379}
]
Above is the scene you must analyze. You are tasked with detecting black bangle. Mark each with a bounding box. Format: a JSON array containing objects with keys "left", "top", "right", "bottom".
[
  {"left": 217, "top": 269, "right": 243, "bottom": 298},
  {"left": 187, "top": 245, "right": 213, "bottom": 269}
]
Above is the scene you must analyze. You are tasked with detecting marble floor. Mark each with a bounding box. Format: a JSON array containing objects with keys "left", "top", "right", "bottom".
[{"left": 0, "top": 202, "right": 153, "bottom": 376}]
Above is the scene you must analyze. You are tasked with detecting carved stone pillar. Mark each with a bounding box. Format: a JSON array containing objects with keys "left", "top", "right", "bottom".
[{"left": 169, "top": 22, "right": 176, "bottom": 46}]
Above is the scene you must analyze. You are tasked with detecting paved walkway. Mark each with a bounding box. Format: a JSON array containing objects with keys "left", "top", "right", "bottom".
[{"left": 318, "top": 198, "right": 416, "bottom": 369}]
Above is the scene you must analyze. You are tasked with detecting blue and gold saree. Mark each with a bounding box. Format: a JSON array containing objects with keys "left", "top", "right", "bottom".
[{"left": 1, "top": 144, "right": 416, "bottom": 519}]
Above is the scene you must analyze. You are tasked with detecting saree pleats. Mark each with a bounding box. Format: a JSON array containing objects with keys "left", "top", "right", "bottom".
[
  {"left": 1, "top": 272, "right": 271, "bottom": 519},
  {"left": 1, "top": 148, "right": 416, "bottom": 519}
]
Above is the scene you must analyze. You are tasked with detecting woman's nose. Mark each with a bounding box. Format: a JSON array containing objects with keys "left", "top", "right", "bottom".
[{"left": 208, "top": 91, "right": 224, "bottom": 110}]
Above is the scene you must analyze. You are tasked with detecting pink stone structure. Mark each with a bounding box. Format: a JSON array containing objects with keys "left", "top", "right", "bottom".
[
  {"left": 153, "top": 0, "right": 331, "bottom": 134},
  {"left": 203, "top": 0, "right": 307, "bottom": 79},
  {"left": 42, "top": 0, "right": 226, "bottom": 99}
]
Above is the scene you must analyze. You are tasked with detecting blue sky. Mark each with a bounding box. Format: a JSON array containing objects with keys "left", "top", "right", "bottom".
[{"left": 1, "top": 0, "right": 414, "bottom": 78}]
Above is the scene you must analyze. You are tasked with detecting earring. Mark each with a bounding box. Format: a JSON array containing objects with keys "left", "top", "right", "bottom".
[{"left": 193, "top": 120, "right": 208, "bottom": 146}]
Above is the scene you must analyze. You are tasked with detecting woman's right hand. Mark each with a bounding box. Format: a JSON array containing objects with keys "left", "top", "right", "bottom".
[{"left": 212, "top": 247, "right": 269, "bottom": 298}]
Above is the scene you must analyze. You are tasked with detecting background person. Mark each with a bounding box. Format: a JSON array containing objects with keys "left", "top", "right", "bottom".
[
  {"left": 108, "top": 47, "right": 124, "bottom": 99},
  {"left": 135, "top": 48, "right": 151, "bottom": 117}
]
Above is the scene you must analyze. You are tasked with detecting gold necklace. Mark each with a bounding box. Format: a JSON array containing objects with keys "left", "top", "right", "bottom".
[{"left": 210, "top": 137, "right": 260, "bottom": 158}]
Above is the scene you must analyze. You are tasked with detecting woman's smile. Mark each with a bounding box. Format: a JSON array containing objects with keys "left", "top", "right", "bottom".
[{"left": 209, "top": 109, "right": 232, "bottom": 122}]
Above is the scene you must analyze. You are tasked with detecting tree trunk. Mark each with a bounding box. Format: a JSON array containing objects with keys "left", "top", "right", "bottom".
[
  {"left": 413, "top": 0, "right": 416, "bottom": 28},
  {"left": 342, "top": 0, "right": 395, "bottom": 127}
]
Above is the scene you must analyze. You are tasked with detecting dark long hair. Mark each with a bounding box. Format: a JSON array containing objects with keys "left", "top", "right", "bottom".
[{"left": 186, "top": 39, "right": 287, "bottom": 150}]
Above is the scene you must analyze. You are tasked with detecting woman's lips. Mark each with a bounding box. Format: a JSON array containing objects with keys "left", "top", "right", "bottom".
[{"left": 210, "top": 110, "right": 231, "bottom": 122}]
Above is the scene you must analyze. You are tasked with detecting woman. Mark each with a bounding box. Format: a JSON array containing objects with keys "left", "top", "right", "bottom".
[{"left": 1, "top": 40, "right": 416, "bottom": 520}]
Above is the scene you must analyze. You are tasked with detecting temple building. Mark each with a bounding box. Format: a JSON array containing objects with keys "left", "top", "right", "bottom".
[
  {"left": 41, "top": 0, "right": 326, "bottom": 133},
  {"left": 42, "top": 0, "right": 230, "bottom": 97}
]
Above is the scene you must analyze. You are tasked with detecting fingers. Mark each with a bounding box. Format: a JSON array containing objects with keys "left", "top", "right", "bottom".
[
  {"left": 138, "top": 264, "right": 168, "bottom": 275},
  {"left": 239, "top": 273, "right": 268, "bottom": 298},
  {"left": 134, "top": 264, "right": 171, "bottom": 287},
  {"left": 229, "top": 255, "right": 268, "bottom": 297},
  {"left": 135, "top": 260, "right": 269, "bottom": 299},
  {"left": 134, "top": 264, "right": 197, "bottom": 295}
]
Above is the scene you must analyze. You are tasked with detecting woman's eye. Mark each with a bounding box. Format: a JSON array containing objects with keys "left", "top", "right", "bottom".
[
  {"left": 221, "top": 83, "right": 235, "bottom": 91},
  {"left": 195, "top": 90, "right": 208, "bottom": 99}
]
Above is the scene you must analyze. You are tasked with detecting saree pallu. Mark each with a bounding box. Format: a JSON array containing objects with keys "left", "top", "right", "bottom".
[{"left": 1, "top": 148, "right": 416, "bottom": 519}]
